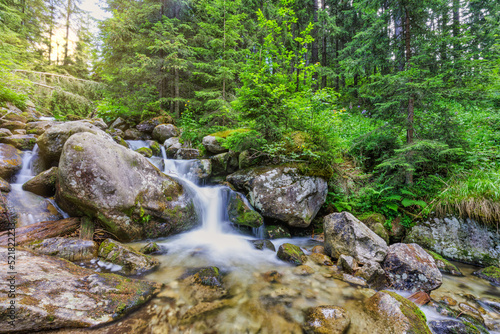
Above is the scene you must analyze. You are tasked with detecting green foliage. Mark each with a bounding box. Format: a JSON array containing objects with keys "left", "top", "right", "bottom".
[{"left": 222, "top": 130, "right": 267, "bottom": 152}]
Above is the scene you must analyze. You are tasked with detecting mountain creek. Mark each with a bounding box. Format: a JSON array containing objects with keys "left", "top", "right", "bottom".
[{"left": 0, "top": 109, "right": 499, "bottom": 333}]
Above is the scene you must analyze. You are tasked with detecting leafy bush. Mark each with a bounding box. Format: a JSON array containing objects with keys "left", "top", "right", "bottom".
[{"left": 222, "top": 130, "right": 267, "bottom": 152}]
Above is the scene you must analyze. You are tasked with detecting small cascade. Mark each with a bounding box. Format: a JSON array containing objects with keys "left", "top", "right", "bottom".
[{"left": 7, "top": 145, "right": 68, "bottom": 227}]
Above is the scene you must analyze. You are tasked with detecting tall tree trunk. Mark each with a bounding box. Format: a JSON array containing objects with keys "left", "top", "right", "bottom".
[
  {"left": 405, "top": 8, "right": 414, "bottom": 185},
  {"left": 48, "top": 1, "right": 55, "bottom": 65},
  {"left": 321, "top": 0, "right": 327, "bottom": 88},
  {"left": 63, "top": 0, "right": 71, "bottom": 65},
  {"left": 311, "top": 0, "right": 319, "bottom": 90}
]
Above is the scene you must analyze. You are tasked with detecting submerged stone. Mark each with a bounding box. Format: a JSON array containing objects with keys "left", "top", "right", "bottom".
[
  {"left": 180, "top": 267, "right": 227, "bottom": 303},
  {"left": 227, "top": 191, "right": 263, "bottom": 228},
  {"left": 303, "top": 305, "right": 350, "bottom": 334},
  {"left": 251, "top": 239, "right": 276, "bottom": 251},
  {"left": 473, "top": 266, "right": 500, "bottom": 286},
  {"left": 277, "top": 243, "right": 307, "bottom": 266}
]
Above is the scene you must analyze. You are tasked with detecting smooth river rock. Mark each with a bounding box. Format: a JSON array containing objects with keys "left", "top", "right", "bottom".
[
  {"left": 0, "top": 248, "right": 161, "bottom": 333},
  {"left": 0, "top": 143, "right": 22, "bottom": 180},
  {"left": 56, "top": 132, "right": 197, "bottom": 241},
  {"left": 303, "top": 305, "right": 350, "bottom": 334},
  {"left": 382, "top": 243, "right": 442, "bottom": 293},
  {"left": 202, "top": 135, "right": 227, "bottom": 154},
  {"left": 26, "top": 237, "right": 98, "bottom": 261},
  {"left": 227, "top": 166, "right": 327, "bottom": 228},
  {"left": 323, "top": 212, "right": 388, "bottom": 263},
  {"left": 37, "top": 120, "right": 114, "bottom": 167},
  {"left": 22, "top": 166, "right": 58, "bottom": 197},
  {"left": 405, "top": 216, "right": 500, "bottom": 267}
]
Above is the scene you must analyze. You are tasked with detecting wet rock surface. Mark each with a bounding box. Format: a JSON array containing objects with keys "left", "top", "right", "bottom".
[
  {"left": 382, "top": 243, "right": 442, "bottom": 293},
  {"left": 0, "top": 248, "right": 161, "bottom": 333},
  {"left": 227, "top": 191, "right": 263, "bottom": 228},
  {"left": 26, "top": 237, "right": 98, "bottom": 261},
  {"left": 227, "top": 166, "right": 327, "bottom": 227},
  {"left": 277, "top": 243, "right": 307, "bottom": 265},
  {"left": 0, "top": 143, "right": 22, "bottom": 180},
  {"left": 324, "top": 212, "right": 388, "bottom": 263},
  {"left": 98, "top": 238, "right": 160, "bottom": 276},
  {"left": 473, "top": 266, "right": 500, "bottom": 286},
  {"left": 303, "top": 305, "right": 350, "bottom": 334},
  {"left": 22, "top": 166, "right": 58, "bottom": 197}
]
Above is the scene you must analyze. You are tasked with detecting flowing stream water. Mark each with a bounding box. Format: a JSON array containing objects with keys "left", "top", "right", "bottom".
[{"left": 115, "top": 141, "right": 500, "bottom": 333}]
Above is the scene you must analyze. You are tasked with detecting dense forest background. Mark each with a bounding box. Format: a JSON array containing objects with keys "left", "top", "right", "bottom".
[{"left": 1, "top": 0, "right": 499, "bottom": 231}]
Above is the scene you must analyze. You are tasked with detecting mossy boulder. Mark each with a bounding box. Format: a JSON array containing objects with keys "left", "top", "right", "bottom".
[
  {"left": 309, "top": 253, "right": 334, "bottom": 266},
  {"left": 146, "top": 140, "right": 161, "bottom": 156},
  {"left": 22, "top": 166, "right": 58, "bottom": 197},
  {"left": 135, "top": 147, "right": 153, "bottom": 158},
  {"left": 98, "top": 238, "right": 160, "bottom": 276},
  {"left": 0, "top": 128, "right": 13, "bottom": 138},
  {"left": 360, "top": 213, "right": 390, "bottom": 244},
  {"left": 303, "top": 305, "right": 350, "bottom": 334},
  {"left": 25, "top": 120, "right": 57, "bottom": 135},
  {"left": 26, "top": 237, "right": 98, "bottom": 261},
  {"left": 277, "top": 243, "right": 307, "bottom": 266},
  {"left": 0, "top": 134, "right": 37, "bottom": 150},
  {"left": 227, "top": 166, "right": 328, "bottom": 228},
  {"left": 175, "top": 147, "right": 199, "bottom": 160},
  {"left": 56, "top": 132, "right": 198, "bottom": 242},
  {"left": 473, "top": 266, "right": 500, "bottom": 286},
  {"left": 0, "top": 177, "right": 10, "bottom": 192},
  {"left": 425, "top": 249, "right": 463, "bottom": 276},
  {"left": 227, "top": 191, "right": 263, "bottom": 228},
  {"left": 211, "top": 151, "right": 239, "bottom": 176},
  {"left": 110, "top": 117, "right": 129, "bottom": 131},
  {"left": 37, "top": 120, "right": 114, "bottom": 167},
  {"left": 202, "top": 135, "right": 227, "bottom": 154},
  {"left": 124, "top": 128, "right": 146, "bottom": 140},
  {"left": 365, "top": 290, "right": 431, "bottom": 334},
  {"left": 0, "top": 120, "right": 25, "bottom": 131},
  {"left": 136, "top": 116, "right": 174, "bottom": 133},
  {"left": 426, "top": 300, "right": 489, "bottom": 334},
  {"left": 0, "top": 143, "right": 22, "bottom": 180},
  {"left": 180, "top": 267, "right": 227, "bottom": 303},
  {"left": 0, "top": 247, "right": 161, "bottom": 333},
  {"left": 139, "top": 241, "right": 166, "bottom": 255}
]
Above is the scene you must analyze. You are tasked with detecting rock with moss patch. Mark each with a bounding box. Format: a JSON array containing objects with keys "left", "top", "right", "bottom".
[
  {"left": 37, "top": 120, "right": 114, "bottom": 167},
  {"left": 360, "top": 214, "right": 390, "bottom": 244},
  {"left": 153, "top": 124, "right": 179, "bottom": 143},
  {"left": 135, "top": 147, "right": 153, "bottom": 158},
  {"left": 227, "top": 166, "right": 327, "bottom": 228},
  {"left": 139, "top": 241, "right": 166, "bottom": 255},
  {"left": 0, "top": 177, "right": 10, "bottom": 192},
  {"left": 324, "top": 212, "right": 388, "bottom": 264},
  {"left": 382, "top": 243, "right": 442, "bottom": 293},
  {"left": 405, "top": 216, "right": 500, "bottom": 267},
  {"left": 136, "top": 116, "right": 174, "bottom": 134},
  {"left": 0, "top": 134, "right": 37, "bottom": 150},
  {"left": 146, "top": 140, "right": 161, "bottom": 156},
  {"left": 175, "top": 148, "right": 199, "bottom": 160},
  {"left": 338, "top": 254, "right": 357, "bottom": 274},
  {"left": 180, "top": 267, "right": 227, "bottom": 303},
  {"left": 425, "top": 249, "right": 463, "bottom": 276},
  {"left": 277, "top": 243, "right": 307, "bottom": 266},
  {"left": 22, "top": 166, "right": 58, "bottom": 197},
  {"left": 426, "top": 300, "right": 489, "bottom": 334},
  {"left": 303, "top": 305, "right": 350, "bottom": 334},
  {"left": 0, "top": 247, "right": 161, "bottom": 333},
  {"left": 309, "top": 253, "right": 333, "bottom": 266},
  {"left": 473, "top": 266, "right": 500, "bottom": 286},
  {"left": 251, "top": 239, "right": 276, "bottom": 251},
  {"left": 124, "top": 128, "right": 146, "bottom": 140},
  {"left": 0, "top": 120, "right": 25, "bottom": 131},
  {"left": 27, "top": 237, "right": 98, "bottom": 261},
  {"left": 0, "top": 128, "right": 13, "bottom": 138},
  {"left": 265, "top": 225, "right": 291, "bottom": 239},
  {"left": 0, "top": 143, "right": 22, "bottom": 180},
  {"left": 227, "top": 191, "right": 263, "bottom": 228},
  {"left": 110, "top": 117, "right": 129, "bottom": 131},
  {"left": 98, "top": 238, "right": 159, "bottom": 275},
  {"left": 56, "top": 132, "right": 197, "bottom": 241},
  {"left": 211, "top": 151, "right": 239, "bottom": 176},
  {"left": 202, "top": 135, "right": 227, "bottom": 154},
  {"left": 365, "top": 290, "right": 431, "bottom": 334}
]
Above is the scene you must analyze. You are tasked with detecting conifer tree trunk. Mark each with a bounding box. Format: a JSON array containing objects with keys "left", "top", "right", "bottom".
[
  {"left": 405, "top": 8, "right": 414, "bottom": 185},
  {"left": 321, "top": 0, "right": 327, "bottom": 88},
  {"left": 63, "top": 0, "right": 71, "bottom": 65},
  {"left": 311, "top": 0, "right": 319, "bottom": 90}
]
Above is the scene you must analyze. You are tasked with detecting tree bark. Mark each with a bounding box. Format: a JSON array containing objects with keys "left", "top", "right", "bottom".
[
  {"left": 405, "top": 8, "right": 414, "bottom": 185},
  {"left": 0, "top": 218, "right": 80, "bottom": 246},
  {"left": 63, "top": 0, "right": 71, "bottom": 65},
  {"left": 311, "top": 0, "right": 319, "bottom": 90},
  {"left": 321, "top": 0, "right": 327, "bottom": 88}
]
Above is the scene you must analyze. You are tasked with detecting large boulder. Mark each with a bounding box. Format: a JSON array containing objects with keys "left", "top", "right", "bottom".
[
  {"left": 211, "top": 151, "right": 239, "bottom": 176},
  {"left": 405, "top": 216, "right": 500, "bottom": 267},
  {"left": 98, "top": 238, "right": 159, "bottom": 276},
  {"left": 152, "top": 124, "right": 179, "bottom": 143},
  {"left": 227, "top": 166, "right": 327, "bottom": 228},
  {"left": 0, "top": 143, "right": 22, "bottom": 180},
  {"left": 303, "top": 306, "right": 350, "bottom": 334},
  {"left": 136, "top": 116, "right": 174, "bottom": 133},
  {"left": 323, "top": 212, "right": 388, "bottom": 263},
  {"left": 37, "top": 120, "right": 113, "bottom": 167},
  {"left": 365, "top": 291, "right": 431, "bottom": 334},
  {"left": 0, "top": 248, "right": 161, "bottom": 333},
  {"left": 56, "top": 132, "right": 198, "bottom": 241},
  {"left": 0, "top": 134, "right": 37, "bottom": 150},
  {"left": 382, "top": 243, "right": 442, "bottom": 293},
  {"left": 202, "top": 135, "right": 227, "bottom": 154},
  {"left": 26, "top": 120, "right": 58, "bottom": 135}
]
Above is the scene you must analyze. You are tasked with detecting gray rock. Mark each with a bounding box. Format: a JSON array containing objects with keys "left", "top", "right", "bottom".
[
  {"left": 0, "top": 128, "right": 13, "bottom": 137},
  {"left": 303, "top": 305, "right": 350, "bottom": 334},
  {"left": 110, "top": 117, "right": 128, "bottom": 131},
  {"left": 337, "top": 254, "right": 356, "bottom": 274},
  {"left": 136, "top": 116, "right": 174, "bottom": 133},
  {"left": 164, "top": 136, "right": 183, "bottom": 158},
  {"left": 0, "top": 143, "right": 22, "bottom": 180},
  {"left": 175, "top": 147, "right": 199, "bottom": 160},
  {"left": 251, "top": 239, "right": 276, "bottom": 251},
  {"left": 227, "top": 191, "right": 263, "bottom": 228},
  {"left": 25, "top": 120, "right": 57, "bottom": 135},
  {"left": 211, "top": 151, "right": 239, "bottom": 176},
  {"left": 26, "top": 237, "right": 98, "bottom": 261},
  {"left": 0, "top": 120, "right": 25, "bottom": 131},
  {"left": 354, "top": 261, "right": 387, "bottom": 289},
  {"left": 37, "top": 120, "right": 113, "bottom": 166},
  {"left": 429, "top": 320, "right": 476, "bottom": 334},
  {"left": 227, "top": 166, "right": 327, "bottom": 228},
  {"left": 382, "top": 243, "right": 442, "bottom": 293},
  {"left": 405, "top": 216, "right": 500, "bottom": 267},
  {"left": 153, "top": 124, "right": 179, "bottom": 143},
  {"left": 0, "top": 247, "right": 161, "bottom": 333},
  {"left": 56, "top": 132, "right": 197, "bottom": 241},
  {"left": 98, "top": 239, "right": 160, "bottom": 275},
  {"left": 22, "top": 166, "right": 58, "bottom": 197},
  {"left": 192, "top": 159, "right": 211, "bottom": 179},
  {"left": 323, "top": 212, "right": 388, "bottom": 263},
  {"left": 202, "top": 135, "right": 227, "bottom": 154},
  {"left": 0, "top": 177, "right": 10, "bottom": 192},
  {"left": 124, "top": 128, "right": 145, "bottom": 140},
  {"left": 83, "top": 118, "right": 108, "bottom": 131}
]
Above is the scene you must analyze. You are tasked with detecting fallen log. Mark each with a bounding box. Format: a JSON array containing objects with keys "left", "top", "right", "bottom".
[{"left": 0, "top": 217, "right": 80, "bottom": 246}]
